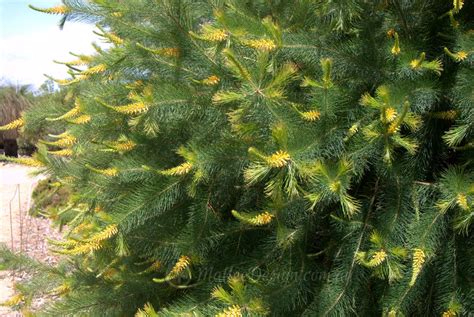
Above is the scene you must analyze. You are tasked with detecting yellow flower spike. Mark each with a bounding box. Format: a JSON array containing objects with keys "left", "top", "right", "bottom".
[
  {"left": 159, "top": 48, "right": 180, "bottom": 57},
  {"left": 244, "top": 38, "right": 277, "bottom": 51},
  {"left": 86, "top": 164, "right": 119, "bottom": 177},
  {"left": 300, "top": 110, "right": 321, "bottom": 122},
  {"left": 47, "top": 103, "right": 81, "bottom": 121},
  {"left": 0, "top": 155, "right": 44, "bottom": 167},
  {"left": 153, "top": 256, "right": 191, "bottom": 283},
  {"left": 81, "top": 64, "right": 107, "bottom": 75},
  {"left": 60, "top": 54, "right": 93, "bottom": 66},
  {"left": 58, "top": 224, "right": 119, "bottom": 255},
  {"left": 384, "top": 107, "right": 398, "bottom": 122},
  {"left": 205, "top": 29, "right": 228, "bottom": 41},
  {"left": 40, "top": 135, "right": 77, "bottom": 147},
  {"left": 161, "top": 162, "right": 193, "bottom": 176},
  {"left": 1, "top": 293, "right": 24, "bottom": 306},
  {"left": 266, "top": 150, "right": 291, "bottom": 168},
  {"left": 231, "top": 210, "right": 274, "bottom": 226},
  {"left": 444, "top": 47, "right": 468, "bottom": 62},
  {"left": 442, "top": 309, "right": 457, "bottom": 317},
  {"left": 145, "top": 261, "right": 162, "bottom": 273},
  {"left": 48, "top": 149, "right": 74, "bottom": 157},
  {"left": 249, "top": 211, "right": 274, "bottom": 225},
  {"left": 51, "top": 282, "right": 71, "bottom": 296},
  {"left": 106, "top": 32, "right": 124, "bottom": 45},
  {"left": 111, "top": 11, "right": 123, "bottom": 17},
  {"left": 191, "top": 25, "right": 228, "bottom": 42},
  {"left": 101, "top": 168, "right": 119, "bottom": 177},
  {"left": 391, "top": 32, "right": 401, "bottom": 55},
  {"left": 109, "top": 140, "right": 136, "bottom": 152},
  {"left": 409, "top": 248, "right": 426, "bottom": 286},
  {"left": 0, "top": 117, "right": 24, "bottom": 131},
  {"left": 216, "top": 305, "right": 243, "bottom": 317},
  {"left": 106, "top": 101, "right": 149, "bottom": 115},
  {"left": 329, "top": 180, "right": 342, "bottom": 193},
  {"left": 456, "top": 193, "right": 469, "bottom": 210},
  {"left": 136, "top": 43, "right": 180, "bottom": 57},
  {"left": 90, "top": 224, "right": 119, "bottom": 242},
  {"left": 410, "top": 52, "right": 426, "bottom": 69},
  {"left": 388, "top": 309, "right": 397, "bottom": 317},
  {"left": 170, "top": 255, "right": 191, "bottom": 276},
  {"left": 453, "top": 0, "right": 464, "bottom": 13},
  {"left": 349, "top": 123, "right": 360, "bottom": 135},
  {"left": 29, "top": 5, "right": 70, "bottom": 15},
  {"left": 67, "top": 114, "right": 91, "bottom": 124},
  {"left": 202, "top": 75, "right": 220, "bottom": 86},
  {"left": 368, "top": 250, "right": 387, "bottom": 267}
]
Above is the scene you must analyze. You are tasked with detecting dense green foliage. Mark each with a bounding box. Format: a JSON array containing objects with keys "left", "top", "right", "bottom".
[{"left": 1, "top": 0, "right": 473, "bottom": 316}]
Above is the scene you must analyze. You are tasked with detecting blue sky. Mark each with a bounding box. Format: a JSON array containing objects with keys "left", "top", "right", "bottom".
[{"left": 0, "top": 0, "right": 99, "bottom": 88}]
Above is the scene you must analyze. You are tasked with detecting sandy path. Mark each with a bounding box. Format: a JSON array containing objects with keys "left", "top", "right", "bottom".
[{"left": 0, "top": 164, "right": 45, "bottom": 316}]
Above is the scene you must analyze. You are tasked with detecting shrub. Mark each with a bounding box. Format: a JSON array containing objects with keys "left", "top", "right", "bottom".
[{"left": 1, "top": 0, "right": 472, "bottom": 316}]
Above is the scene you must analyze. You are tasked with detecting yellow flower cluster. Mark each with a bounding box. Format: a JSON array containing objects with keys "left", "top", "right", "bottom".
[
  {"left": 42, "top": 134, "right": 77, "bottom": 147},
  {"left": 55, "top": 224, "right": 119, "bottom": 255},
  {"left": 267, "top": 150, "right": 291, "bottom": 168},
  {"left": 369, "top": 250, "right": 388, "bottom": 266},
  {"left": 107, "top": 32, "right": 124, "bottom": 45},
  {"left": 110, "top": 140, "right": 137, "bottom": 152},
  {"left": 81, "top": 64, "right": 107, "bottom": 75},
  {"left": 301, "top": 110, "right": 321, "bottom": 122},
  {"left": 110, "top": 101, "right": 149, "bottom": 115},
  {"left": 202, "top": 75, "right": 220, "bottom": 85},
  {"left": 442, "top": 309, "right": 457, "bottom": 317},
  {"left": 12, "top": 157, "right": 45, "bottom": 167},
  {"left": 48, "top": 149, "right": 74, "bottom": 157},
  {"left": 245, "top": 38, "right": 277, "bottom": 51},
  {"left": 200, "top": 28, "right": 228, "bottom": 42},
  {"left": 456, "top": 193, "right": 469, "bottom": 210},
  {"left": 170, "top": 255, "right": 191, "bottom": 276},
  {"left": 409, "top": 248, "right": 426, "bottom": 286},
  {"left": 68, "top": 114, "right": 92, "bottom": 124},
  {"left": 216, "top": 305, "right": 243, "bottom": 317},
  {"left": 252, "top": 211, "right": 274, "bottom": 225}
]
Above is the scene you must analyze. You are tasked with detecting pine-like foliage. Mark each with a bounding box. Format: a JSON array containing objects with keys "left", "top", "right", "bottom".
[{"left": 1, "top": 0, "right": 473, "bottom": 316}]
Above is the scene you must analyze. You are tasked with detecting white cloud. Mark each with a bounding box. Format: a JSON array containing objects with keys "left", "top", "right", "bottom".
[{"left": 0, "top": 23, "right": 100, "bottom": 88}]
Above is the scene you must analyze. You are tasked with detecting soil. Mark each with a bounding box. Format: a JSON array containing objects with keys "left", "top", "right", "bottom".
[{"left": 0, "top": 163, "right": 60, "bottom": 316}]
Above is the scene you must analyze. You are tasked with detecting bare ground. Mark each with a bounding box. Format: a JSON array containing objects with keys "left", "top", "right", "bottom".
[{"left": 0, "top": 163, "right": 59, "bottom": 316}]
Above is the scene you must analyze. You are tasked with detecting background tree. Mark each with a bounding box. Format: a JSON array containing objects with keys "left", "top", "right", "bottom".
[
  {"left": 1, "top": 0, "right": 472, "bottom": 316},
  {"left": 0, "top": 84, "right": 33, "bottom": 156}
]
